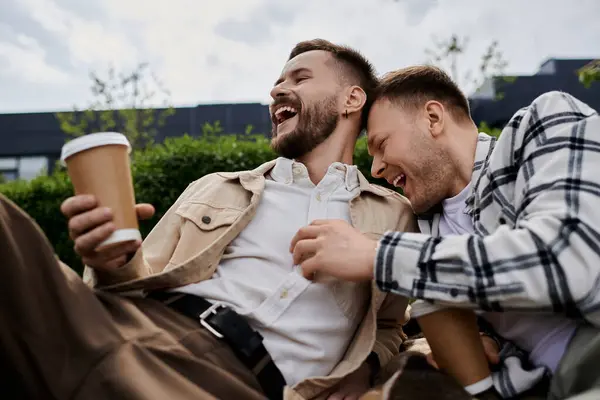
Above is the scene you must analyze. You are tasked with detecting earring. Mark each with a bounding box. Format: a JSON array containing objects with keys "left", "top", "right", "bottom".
[{"left": 344, "top": 109, "right": 349, "bottom": 118}]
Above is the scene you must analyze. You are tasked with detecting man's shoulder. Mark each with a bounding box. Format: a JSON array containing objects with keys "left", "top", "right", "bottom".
[
  {"left": 364, "top": 181, "right": 407, "bottom": 199},
  {"left": 364, "top": 183, "right": 413, "bottom": 209},
  {"left": 187, "top": 171, "right": 237, "bottom": 188},
  {"left": 361, "top": 184, "right": 417, "bottom": 232},
  {"left": 492, "top": 91, "right": 599, "bottom": 158},
  {"left": 180, "top": 160, "right": 276, "bottom": 203},
  {"left": 506, "top": 91, "right": 598, "bottom": 131},
  {"left": 186, "top": 160, "right": 277, "bottom": 189},
  {"left": 530, "top": 90, "right": 597, "bottom": 114}
]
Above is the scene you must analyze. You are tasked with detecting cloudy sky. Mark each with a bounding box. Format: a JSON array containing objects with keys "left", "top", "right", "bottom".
[{"left": 0, "top": 0, "right": 598, "bottom": 113}]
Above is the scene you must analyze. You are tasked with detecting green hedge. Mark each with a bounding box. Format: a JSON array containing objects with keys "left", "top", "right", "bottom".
[{"left": 0, "top": 133, "right": 391, "bottom": 275}]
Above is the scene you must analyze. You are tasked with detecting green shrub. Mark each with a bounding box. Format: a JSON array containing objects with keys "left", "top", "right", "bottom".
[
  {"left": 478, "top": 121, "right": 503, "bottom": 138},
  {"left": 0, "top": 132, "right": 390, "bottom": 275}
]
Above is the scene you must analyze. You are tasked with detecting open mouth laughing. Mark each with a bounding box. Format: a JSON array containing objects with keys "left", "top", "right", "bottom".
[
  {"left": 389, "top": 173, "right": 407, "bottom": 190},
  {"left": 271, "top": 103, "right": 300, "bottom": 134},
  {"left": 273, "top": 105, "right": 298, "bottom": 124}
]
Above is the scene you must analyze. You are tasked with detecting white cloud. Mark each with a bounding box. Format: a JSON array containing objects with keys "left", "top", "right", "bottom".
[
  {"left": 19, "top": 0, "right": 139, "bottom": 69},
  {"left": 0, "top": 25, "right": 69, "bottom": 84},
  {"left": 1, "top": 0, "right": 599, "bottom": 112}
]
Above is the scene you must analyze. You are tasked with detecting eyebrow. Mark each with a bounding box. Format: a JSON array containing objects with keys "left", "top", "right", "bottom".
[
  {"left": 274, "top": 67, "right": 312, "bottom": 86},
  {"left": 367, "top": 133, "right": 386, "bottom": 156},
  {"left": 367, "top": 134, "right": 376, "bottom": 152}
]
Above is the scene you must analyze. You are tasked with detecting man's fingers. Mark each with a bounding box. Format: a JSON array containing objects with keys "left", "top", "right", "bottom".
[
  {"left": 60, "top": 195, "right": 97, "bottom": 218},
  {"left": 292, "top": 238, "right": 319, "bottom": 265},
  {"left": 310, "top": 219, "right": 331, "bottom": 226},
  {"left": 83, "top": 254, "right": 128, "bottom": 271},
  {"left": 90, "top": 240, "right": 141, "bottom": 264},
  {"left": 104, "top": 255, "right": 128, "bottom": 270},
  {"left": 68, "top": 207, "right": 113, "bottom": 238},
  {"left": 326, "top": 393, "right": 344, "bottom": 400},
  {"left": 289, "top": 225, "right": 322, "bottom": 252},
  {"left": 135, "top": 203, "right": 155, "bottom": 220},
  {"left": 481, "top": 336, "right": 500, "bottom": 364},
  {"left": 425, "top": 352, "right": 439, "bottom": 369},
  {"left": 74, "top": 222, "right": 116, "bottom": 256},
  {"left": 485, "top": 349, "right": 500, "bottom": 364},
  {"left": 300, "top": 257, "right": 320, "bottom": 280}
]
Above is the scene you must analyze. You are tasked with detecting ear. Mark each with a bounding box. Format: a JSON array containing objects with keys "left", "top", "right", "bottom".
[
  {"left": 344, "top": 86, "right": 367, "bottom": 116},
  {"left": 424, "top": 100, "right": 445, "bottom": 137}
]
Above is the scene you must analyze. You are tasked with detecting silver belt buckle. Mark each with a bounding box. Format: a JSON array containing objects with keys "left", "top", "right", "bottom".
[{"left": 199, "top": 303, "right": 226, "bottom": 339}]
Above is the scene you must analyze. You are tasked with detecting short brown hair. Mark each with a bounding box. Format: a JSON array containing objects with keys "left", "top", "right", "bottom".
[
  {"left": 289, "top": 39, "right": 378, "bottom": 130},
  {"left": 374, "top": 65, "right": 473, "bottom": 124}
]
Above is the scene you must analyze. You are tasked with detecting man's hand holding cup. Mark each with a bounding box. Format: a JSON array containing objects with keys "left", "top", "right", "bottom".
[
  {"left": 61, "top": 195, "right": 154, "bottom": 271},
  {"left": 59, "top": 132, "right": 153, "bottom": 272}
]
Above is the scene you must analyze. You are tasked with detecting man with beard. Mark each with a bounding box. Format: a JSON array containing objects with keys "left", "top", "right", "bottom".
[{"left": 0, "top": 39, "right": 417, "bottom": 400}]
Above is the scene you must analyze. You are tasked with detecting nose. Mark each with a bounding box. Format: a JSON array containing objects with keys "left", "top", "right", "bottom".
[
  {"left": 371, "top": 157, "right": 386, "bottom": 179},
  {"left": 270, "top": 82, "right": 290, "bottom": 101}
]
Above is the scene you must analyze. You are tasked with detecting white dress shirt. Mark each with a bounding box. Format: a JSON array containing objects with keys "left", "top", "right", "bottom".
[{"left": 175, "top": 157, "right": 370, "bottom": 385}]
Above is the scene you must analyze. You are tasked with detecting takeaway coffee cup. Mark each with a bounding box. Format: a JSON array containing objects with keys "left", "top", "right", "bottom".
[{"left": 60, "top": 132, "right": 141, "bottom": 250}]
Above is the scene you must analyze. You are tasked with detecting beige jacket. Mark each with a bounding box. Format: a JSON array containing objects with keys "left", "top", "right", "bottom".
[{"left": 84, "top": 160, "right": 417, "bottom": 400}]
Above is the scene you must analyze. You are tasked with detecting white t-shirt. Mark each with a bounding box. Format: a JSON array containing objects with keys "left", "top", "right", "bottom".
[{"left": 438, "top": 184, "right": 578, "bottom": 373}]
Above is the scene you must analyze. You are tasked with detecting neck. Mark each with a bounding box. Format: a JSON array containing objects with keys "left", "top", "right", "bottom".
[
  {"left": 297, "top": 128, "right": 358, "bottom": 184},
  {"left": 447, "top": 124, "right": 479, "bottom": 197}
]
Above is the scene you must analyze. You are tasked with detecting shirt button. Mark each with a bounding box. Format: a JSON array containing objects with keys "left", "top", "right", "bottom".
[
  {"left": 201, "top": 216, "right": 211, "bottom": 224},
  {"left": 450, "top": 288, "right": 459, "bottom": 297},
  {"left": 316, "top": 193, "right": 321, "bottom": 201},
  {"left": 280, "top": 288, "right": 288, "bottom": 299}
]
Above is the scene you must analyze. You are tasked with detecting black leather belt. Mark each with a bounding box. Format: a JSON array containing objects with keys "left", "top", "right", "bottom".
[{"left": 148, "top": 291, "right": 286, "bottom": 400}]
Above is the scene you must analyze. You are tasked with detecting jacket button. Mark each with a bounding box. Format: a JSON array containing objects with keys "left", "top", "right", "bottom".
[
  {"left": 201, "top": 216, "right": 211, "bottom": 224},
  {"left": 499, "top": 217, "right": 506, "bottom": 225},
  {"left": 450, "top": 288, "right": 459, "bottom": 297}
]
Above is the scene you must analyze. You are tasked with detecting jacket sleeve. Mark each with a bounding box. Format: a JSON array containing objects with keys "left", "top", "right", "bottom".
[
  {"left": 375, "top": 91, "right": 600, "bottom": 316},
  {"left": 371, "top": 199, "right": 418, "bottom": 369},
  {"left": 83, "top": 180, "right": 199, "bottom": 288},
  {"left": 371, "top": 291, "right": 411, "bottom": 368}
]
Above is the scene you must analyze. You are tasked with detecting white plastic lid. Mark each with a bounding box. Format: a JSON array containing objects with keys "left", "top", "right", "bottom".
[{"left": 60, "top": 132, "right": 131, "bottom": 162}]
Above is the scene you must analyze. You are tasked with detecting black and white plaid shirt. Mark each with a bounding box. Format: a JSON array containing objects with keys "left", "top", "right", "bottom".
[{"left": 375, "top": 91, "right": 600, "bottom": 396}]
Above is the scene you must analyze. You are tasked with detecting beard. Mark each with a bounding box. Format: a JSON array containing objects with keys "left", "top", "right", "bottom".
[
  {"left": 270, "top": 94, "right": 340, "bottom": 159},
  {"left": 408, "top": 134, "right": 454, "bottom": 214}
]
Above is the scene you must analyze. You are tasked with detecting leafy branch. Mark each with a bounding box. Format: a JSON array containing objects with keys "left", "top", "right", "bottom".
[{"left": 56, "top": 62, "right": 175, "bottom": 149}]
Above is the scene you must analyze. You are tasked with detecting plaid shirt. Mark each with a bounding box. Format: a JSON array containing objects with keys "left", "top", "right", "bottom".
[{"left": 375, "top": 91, "right": 600, "bottom": 396}]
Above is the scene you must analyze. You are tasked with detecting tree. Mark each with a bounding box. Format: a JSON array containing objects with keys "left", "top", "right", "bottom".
[
  {"left": 424, "top": 34, "right": 513, "bottom": 99},
  {"left": 424, "top": 34, "right": 515, "bottom": 135},
  {"left": 578, "top": 60, "right": 600, "bottom": 88},
  {"left": 56, "top": 62, "right": 175, "bottom": 149}
]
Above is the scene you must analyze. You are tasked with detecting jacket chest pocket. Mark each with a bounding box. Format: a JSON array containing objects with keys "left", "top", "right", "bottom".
[{"left": 169, "top": 202, "right": 243, "bottom": 266}]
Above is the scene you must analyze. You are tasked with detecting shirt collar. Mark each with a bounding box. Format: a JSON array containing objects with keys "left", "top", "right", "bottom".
[
  {"left": 464, "top": 132, "right": 497, "bottom": 215},
  {"left": 270, "top": 157, "right": 360, "bottom": 192}
]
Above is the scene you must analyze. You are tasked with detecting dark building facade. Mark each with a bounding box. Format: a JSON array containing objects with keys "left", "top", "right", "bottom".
[
  {"left": 1, "top": 58, "right": 598, "bottom": 181},
  {"left": 469, "top": 58, "right": 600, "bottom": 128},
  {"left": 0, "top": 103, "right": 272, "bottom": 181}
]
